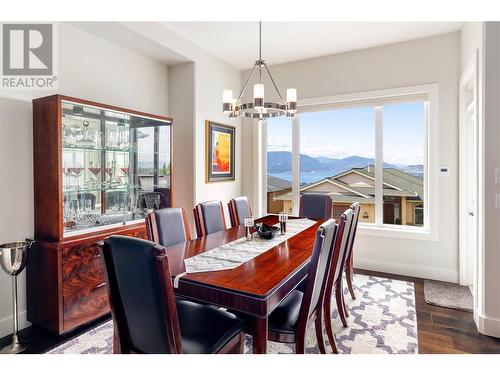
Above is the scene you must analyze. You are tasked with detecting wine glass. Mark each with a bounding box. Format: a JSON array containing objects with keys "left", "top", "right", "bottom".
[
  {"left": 88, "top": 162, "right": 103, "bottom": 188},
  {"left": 72, "top": 163, "right": 83, "bottom": 190},
  {"left": 120, "top": 167, "right": 130, "bottom": 186}
]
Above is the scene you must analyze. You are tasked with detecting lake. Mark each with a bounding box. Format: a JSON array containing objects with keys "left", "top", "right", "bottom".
[{"left": 269, "top": 171, "right": 336, "bottom": 185}]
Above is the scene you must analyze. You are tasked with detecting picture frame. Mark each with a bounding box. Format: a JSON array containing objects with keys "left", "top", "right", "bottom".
[{"left": 205, "top": 120, "right": 235, "bottom": 183}]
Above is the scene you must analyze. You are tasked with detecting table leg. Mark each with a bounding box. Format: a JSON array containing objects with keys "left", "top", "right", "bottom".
[{"left": 253, "top": 316, "right": 268, "bottom": 354}]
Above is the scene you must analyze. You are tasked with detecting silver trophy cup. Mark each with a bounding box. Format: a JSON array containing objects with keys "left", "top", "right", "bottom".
[{"left": 0, "top": 241, "right": 31, "bottom": 354}]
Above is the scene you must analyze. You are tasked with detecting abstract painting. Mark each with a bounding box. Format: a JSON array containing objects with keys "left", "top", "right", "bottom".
[{"left": 205, "top": 120, "right": 235, "bottom": 182}]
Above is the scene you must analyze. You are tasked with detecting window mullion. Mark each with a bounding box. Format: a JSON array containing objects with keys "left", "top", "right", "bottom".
[
  {"left": 292, "top": 116, "right": 300, "bottom": 216},
  {"left": 375, "top": 106, "right": 384, "bottom": 225}
]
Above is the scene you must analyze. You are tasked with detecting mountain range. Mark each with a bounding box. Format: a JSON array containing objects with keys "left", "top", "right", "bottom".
[{"left": 267, "top": 151, "right": 423, "bottom": 177}]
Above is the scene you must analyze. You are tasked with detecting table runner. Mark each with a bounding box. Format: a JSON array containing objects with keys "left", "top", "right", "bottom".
[{"left": 183, "top": 218, "right": 316, "bottom": 274}]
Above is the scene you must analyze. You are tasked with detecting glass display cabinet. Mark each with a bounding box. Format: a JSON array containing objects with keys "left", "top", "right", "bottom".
[
  {"left": 28, "top": 95, "right": 173, "bottom": 334},
  {"left": 60, "top": 99, "right": 172, "bottom": 236}
]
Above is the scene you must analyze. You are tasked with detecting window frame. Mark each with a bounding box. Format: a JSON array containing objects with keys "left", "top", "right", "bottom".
[{"left": 263, "top": 84, "right": 439, "bottom": 241}]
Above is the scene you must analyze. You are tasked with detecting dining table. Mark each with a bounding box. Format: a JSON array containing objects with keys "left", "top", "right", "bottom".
[{"left": 162, "top": 214, "right": 325, "bottom": 354}]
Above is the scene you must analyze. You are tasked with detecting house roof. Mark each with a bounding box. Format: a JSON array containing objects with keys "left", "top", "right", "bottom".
[
  {"left": 352, "top": 165, "right": 424, "bottom": 198},
  {"left": 267, "top": 175, "right": 292, "bottom": 193},
  {"left": 272, "top": 164, "right": 423, "bottom": 202}
]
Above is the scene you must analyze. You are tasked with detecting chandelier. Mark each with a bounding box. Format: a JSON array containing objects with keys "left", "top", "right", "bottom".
[{"left": 222, "top": 22, "right": 297, "bottom": 119}]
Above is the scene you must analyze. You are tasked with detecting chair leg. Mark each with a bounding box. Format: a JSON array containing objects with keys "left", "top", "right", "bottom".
[
  {"left": 336, "top": 282, "right": 348, "bottom": 328},
  {"left": 323, "top": 299, "right": 338, "bottom": 353},
  {"left": 314, "top": 311, "right": 326, "bottom": 354},
  {"left": 238, "top": 332, "right": 246, "bottom": 354},
  {"left": 346, "top": 262, "right": 356, "bottom": 300},
  {"left": 340, "top": 278, "right": 349, "bottom": 318},
  {"left": 296, "top": 329, "right": 306, "bottom": 354}
]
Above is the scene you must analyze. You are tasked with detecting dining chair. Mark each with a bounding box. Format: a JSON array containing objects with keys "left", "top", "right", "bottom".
[
  {"left": 99, "top": 235, "right": 245, "bottom": 354},
  {"left": 343, "top": 202, "right": 361, "bottom": 302},
  {"left": 228, "top": 196, "right": 252, "bottom": 226},
  {"left": 263, "top": 218, "right": 338, "bottom": 354},
  {"left": 193, "top": 200, "right": 227, "bottom": 238},
  {"left": 299, "top": 193, "right": 333, "bottom": 220},
  {"left": 323, "top": 208, "right": 355, "bottom": 353},
  {"left": 146, "top": 207, "right": 191, "bottom": 247}
]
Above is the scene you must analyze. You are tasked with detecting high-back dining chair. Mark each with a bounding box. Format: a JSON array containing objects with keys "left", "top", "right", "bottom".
[
  {"left": 343, "top": 202, "right": 360, "bottom": 300},
  {"left": 322, "top": 208, "right": 355, "bottom": 353},
  {"left": 228, "top": 196, "right": 252, "bottom": 226},
  {"left": 99, "top": 235, "right": 245, "bottom": 354},
  {"left": 193, "top": 200, "right": 227, "bottom": 238},
  {"left": 146, "top": 207, "right": 191, "bottom": 247},
  {"left": 265, "top": 219, "right": 338, "bottom": 354},
  {"left": 299, "top": 194, "right": 333, "bottom": 220}
]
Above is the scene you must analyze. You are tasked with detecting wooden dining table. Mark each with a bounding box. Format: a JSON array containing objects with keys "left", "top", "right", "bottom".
[{"left": 162, "top": 215, "right": 325, "bottom": 354}]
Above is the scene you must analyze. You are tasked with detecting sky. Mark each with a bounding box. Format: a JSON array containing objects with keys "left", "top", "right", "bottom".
[{"left": 267, "top": 102, "right": 425, "bottom": 166}]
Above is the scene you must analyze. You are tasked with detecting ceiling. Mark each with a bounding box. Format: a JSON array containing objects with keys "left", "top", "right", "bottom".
[{"left": 163, "top": 22, "right": 463, "bottom": 70}]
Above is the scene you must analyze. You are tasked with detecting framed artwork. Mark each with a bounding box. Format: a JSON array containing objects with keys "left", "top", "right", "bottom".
[{"left": 205, "top": 120, "right": 235, "bottom": 182}]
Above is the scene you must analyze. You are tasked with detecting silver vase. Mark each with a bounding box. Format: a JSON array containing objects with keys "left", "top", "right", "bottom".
[{"left": 0, "top": 241, "right": 31, "bottom": 354}]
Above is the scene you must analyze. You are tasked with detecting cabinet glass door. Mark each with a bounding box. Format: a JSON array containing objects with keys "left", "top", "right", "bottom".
[{"left": 61, "top": 100, "right": 171, "bottom": 236}]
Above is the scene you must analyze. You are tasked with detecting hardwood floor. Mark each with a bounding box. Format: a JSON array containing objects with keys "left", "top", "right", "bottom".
[
  {"left": 2, "top": 269, "right": 500, "bottom": 354},
  {"left": 355, "top": 269, "right": 500, "bottom": 354}
]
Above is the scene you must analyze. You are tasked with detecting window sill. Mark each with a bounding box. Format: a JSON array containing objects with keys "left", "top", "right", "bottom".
[{"left": 357, "top": 223, "right": 437, "bottom": 242}]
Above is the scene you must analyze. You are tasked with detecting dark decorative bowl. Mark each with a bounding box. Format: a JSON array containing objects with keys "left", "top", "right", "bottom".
[{"left": 255, "top": 223, "right": 280, "bottom": 240}]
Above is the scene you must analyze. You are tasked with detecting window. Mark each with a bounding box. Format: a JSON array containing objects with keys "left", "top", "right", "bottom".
[
  {"left": 299, "top": 107, "right": 375, "bottom": 223},
  {"left": 266, "top": 117, "right": 293, "bottom": 214},
  {"left": 383, "top": 102, "right": 425, "bottom": 226},
  {"left": 263, "top": 85, "right": 434, "bottom": 235},
  {"left": 414, "top": 204, "right": 424, "bottom": 226}
]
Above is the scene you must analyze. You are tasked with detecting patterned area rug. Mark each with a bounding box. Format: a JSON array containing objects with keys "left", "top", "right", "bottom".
[{"left": 48, "top": 274, "right": 418, "bottom": 354}]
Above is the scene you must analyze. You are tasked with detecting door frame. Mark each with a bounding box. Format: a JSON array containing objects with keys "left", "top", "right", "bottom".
[{"left": 459, "top": 50, "right": 480, "bottom": 287}]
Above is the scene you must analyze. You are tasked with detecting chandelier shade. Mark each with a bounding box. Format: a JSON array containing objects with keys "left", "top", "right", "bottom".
[{"left": 222, "top": 22, "right": 297, "bottom": 119}]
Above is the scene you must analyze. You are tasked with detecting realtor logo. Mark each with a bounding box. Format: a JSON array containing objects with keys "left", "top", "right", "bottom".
[{"left": 1, "top": 23, "right": 58, "bottom": 89}]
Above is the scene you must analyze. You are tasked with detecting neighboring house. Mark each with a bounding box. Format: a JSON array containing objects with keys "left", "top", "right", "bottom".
[
  {"left": 272, "top": 165, "right": 424, "bottom": 226},
  {"left": 267, "top": 175, "right": 292, "bottom": 214}
]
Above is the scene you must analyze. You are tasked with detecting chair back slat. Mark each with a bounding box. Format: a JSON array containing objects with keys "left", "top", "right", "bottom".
[
  {"left": 344, "top": 202, "right": 360, "bottom": 265},
  {"left": 146, "top": 207, "right": 191, "bottom": 247},
  {"left": 298, "top": 219, "right": 338, "bottom": 321},
  {"left": 228, "top": 196, "right": 252, "bottom": 226},
  {"left": 299, "top": 194, "right": 333, "bottom": 220},
  {"left": 323, "top": 208, "right": 355, "bottom": 302},
  {"left": 100, "top": 236, "right": 181, "bottom": 354},
  {"left": 193, "top": 201, "right": 226, "bottom": 237}
]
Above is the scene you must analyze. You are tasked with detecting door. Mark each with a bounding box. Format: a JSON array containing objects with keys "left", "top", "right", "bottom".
[
  {"left": 459, "top": 51, "right": 479, "bottom": 290},
  {"left": 383, "top": 203, "right": 395, "bottom": 224},
  {"left": 465, "top": 101, "right": 478, "bottom": 288}
]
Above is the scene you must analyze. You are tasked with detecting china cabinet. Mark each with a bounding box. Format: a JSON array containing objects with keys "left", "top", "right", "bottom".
[{"left": 27, "top": 95, "right": 173, "bottom": 334}]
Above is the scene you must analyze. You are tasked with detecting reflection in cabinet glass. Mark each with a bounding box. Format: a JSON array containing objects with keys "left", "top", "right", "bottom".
[{"left": 60, "top": 100, "right": 172, "bottom": 236}]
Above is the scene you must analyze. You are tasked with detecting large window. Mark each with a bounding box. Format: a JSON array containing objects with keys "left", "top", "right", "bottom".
[
  {"left": 265, "top": 86, "right": 432, "bottom": 233},
  {"left": 299, "top": 107, "right": 375, "bottom": 223}
]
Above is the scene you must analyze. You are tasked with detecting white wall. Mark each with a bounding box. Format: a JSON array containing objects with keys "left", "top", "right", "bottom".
[
  {"left": 194, "top": 56, "right": 242, "bottom": 226},
  {"left": 0, "top": 22, "right": 169, "bottom": 337},
  {"left": 242, "top": 32, "right": 461, "bottom": 282},
  {"left": 122, "top": 23, "right": 243, "bottom": 229},
  {"left": 168, "top": 62, "right": 196, "bottom": 232}
]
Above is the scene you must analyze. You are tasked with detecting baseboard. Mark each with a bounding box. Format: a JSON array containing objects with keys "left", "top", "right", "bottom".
[
  {"left": 475, "top": 310, "right": 500, "bottom": 338},
  {"left": 0, "top": 310, "right": 30, "bottom": 338},
  {"left": 355, "top": 258, "right": 459, "bottom": 283}
]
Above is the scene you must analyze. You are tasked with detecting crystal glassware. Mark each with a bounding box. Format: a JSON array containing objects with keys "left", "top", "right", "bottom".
[
  {"left": 88, "top": 163, "right": 103, "bottom": 188},
  {"left": 71, "top": 163, "right": 83, "bottom": 190},
  {"left": 244, "top": 216, "right": 254, "bottom": 240},
  {"left": 278, "top": 212, "right": 288, "bottom": 235}
]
